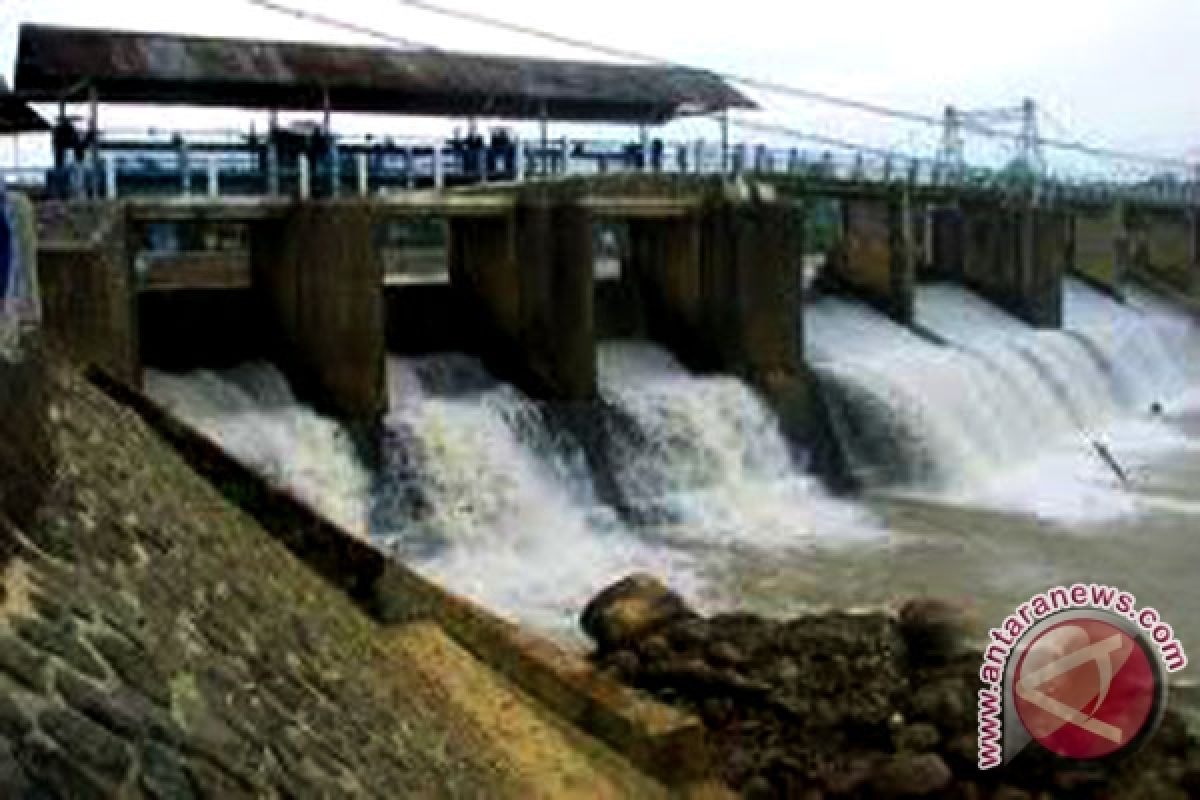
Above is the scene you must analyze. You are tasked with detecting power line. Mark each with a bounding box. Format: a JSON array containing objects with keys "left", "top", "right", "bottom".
[
  {"left": 730, "top": 117, "right": 925, "bottom": 164},
  {"left": 241, "top": 0, "right": 1192, "bottom": 171},
  {"left": 240, "top": 0, "right": 430, "bottom": 50},
  {"left": 380, "top": 0, "right": 1193, "bottom": 170},
  {"left": 384, "top": 0, "right": 945, "bottom": 127}
]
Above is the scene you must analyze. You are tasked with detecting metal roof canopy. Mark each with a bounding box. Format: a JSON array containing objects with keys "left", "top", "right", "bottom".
[
  {"left": 14, "top": 24, "right": 756, "bottom": 124},
  {"left": 0, "top": 79, "right": 48, "bottom": 133}
]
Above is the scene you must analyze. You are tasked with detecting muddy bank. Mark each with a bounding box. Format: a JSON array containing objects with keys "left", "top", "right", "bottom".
[{"left": 583, "top": 574, "right": 1200, "bottom": 799}]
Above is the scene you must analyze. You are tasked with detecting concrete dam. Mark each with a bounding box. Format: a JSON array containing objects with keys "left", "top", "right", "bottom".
[
  {"left": 32, "top": 171, "right": 1200, "bottom": 637},
  {"left": 10, "top": 21, "right": 1200, "bottom": 797}
]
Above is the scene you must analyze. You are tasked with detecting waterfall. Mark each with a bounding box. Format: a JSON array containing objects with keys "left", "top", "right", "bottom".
[
  {"left": 808, "top": 281, "right": 1200, "bottom": 521},
  {"left": 595, "top": 340, "right": 876, "bottom": 548},
  {"left": 371, "top": 354, "right": 698, "bottom": 635},
  {"left": 145, "top": 363, "right": 371, "bottom": 535}
]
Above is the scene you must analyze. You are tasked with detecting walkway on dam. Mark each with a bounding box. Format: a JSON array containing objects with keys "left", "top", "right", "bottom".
[{"left": 0, "top": 353, "right": 672, "bottom": 798}]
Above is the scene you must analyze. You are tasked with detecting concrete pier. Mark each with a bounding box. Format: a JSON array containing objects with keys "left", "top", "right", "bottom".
[
  {"left": 836, "top": 196, "right": 915, "bottom": 323},
  {"left": 949, "top": 199, "right": 1065, "bottom": 328},
  {"left": 447, "top": 193, "right": 595, "bottom": 402},
  {"left": 1072, "top": 204, "right": 1128, "bottom": 296},
  {"left": 32, "top": 174, "right": 1200, "bottom": 447},
  {"left": 1132, "top": 208, "right": 1198, "bottom": 294},
  {"left": 38, "top": 204, "right": 140, "bottom": 384},
  {"left": 255, "top": 203, "right": 386, "bottom": 421}
]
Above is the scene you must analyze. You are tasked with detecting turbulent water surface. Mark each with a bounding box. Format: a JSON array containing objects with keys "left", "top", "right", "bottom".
[{"left": 146, "top": 280, "right": 1200, "bottom": 664}]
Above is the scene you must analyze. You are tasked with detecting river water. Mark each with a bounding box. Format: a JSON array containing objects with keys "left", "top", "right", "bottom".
[{"left": 145, "top": 278, "right": 1200, "bottom": 667}]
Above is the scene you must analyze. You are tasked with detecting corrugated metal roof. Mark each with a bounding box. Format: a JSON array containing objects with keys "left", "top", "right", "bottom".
[
  {"left": 14, "top": 24, "right": 755, "bottom": 124},
  {"left": 0, "top": 78, "right": 48, "bottom": 133}
]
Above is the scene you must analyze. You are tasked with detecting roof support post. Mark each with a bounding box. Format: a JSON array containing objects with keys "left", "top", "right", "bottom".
[
  {"left": 433, "top": 140, "right": 444, "bottom": 189},
  {"left": 356, "top": 152, "right": 369, "bottom": 197},
  {"left": 298, "top": 153, "right": 310, "bottom": 199},
  {"left": 103, "top": 155, "right": 117, "bottom": 199},
  {"left": 639, "top": 124, "right": 649, "bottom": 174},
  {"left": 207, "top": 156, "right": 219, "bottom": 199},
  {"left": 267, "top": 140, "right": 279, "bottom": 196},
  {"left": 720, "top": 110, "right": 729, "bottom": 176},
  {"left": 179, "top": 140, "right": 190, "bottom": 197},
  {"left": 87, "top": 84, "right": 99, "bottom": 196},
  {"left": 538, "top": 103, "right": 550, "bottom": 177},
  {"left": 329, "top": 139, "right": 340, "bottom": 197}
]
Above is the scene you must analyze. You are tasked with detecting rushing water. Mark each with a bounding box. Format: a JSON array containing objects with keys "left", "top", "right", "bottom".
[
  {"left": 596, "top": 341, "right": 875, "bottom": 549},
  {"left": 370, "top": 353, "right": 698, "bottom": 635},
  {"left": 145, "top": 280, "right": 1200, "bottom": 663},
  {"left": 808, "top": 280, "right": 1200, "bottom": 521},
  {"left": 145, "top": 363, "right": 370, "bottom": 535}
]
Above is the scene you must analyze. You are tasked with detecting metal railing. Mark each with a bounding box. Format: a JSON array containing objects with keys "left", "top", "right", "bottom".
[{"left": 8, "top": 133, "right": 1197, "bottom": 209}]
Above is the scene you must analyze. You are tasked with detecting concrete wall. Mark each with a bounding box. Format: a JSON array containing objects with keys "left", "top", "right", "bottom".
[
  {"left": 830, "top": 196, "right": 912, "bottom": 321},
  {"left": 447, "top": 194, "right": 595, "bottom": 401},
  {"left": 959, "top": 202, "right": 1064, "bottom": 328},
  {"left": 624, "top": 188, "right": 824, "bottom": 452},
  {"left": 834, "top": 196, "right": 915, "bottom": 323},
  {"left": 1132, "top": 210, "right": 1197, "bottom": 294},
  {"left": 253, "top": 202, "right": 386, "bottom": 421},
  {"left": 1072, "top": 206, "right": 1127, "bottom": 295},
  {"left": 929, "top": 206, "right": 963, "bottom": 281},
  {"left": 38, "top": 204, "right": 140, "bottom": 384}
]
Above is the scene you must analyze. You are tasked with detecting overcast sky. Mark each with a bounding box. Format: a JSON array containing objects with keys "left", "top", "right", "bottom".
[{"left": 2, "top": 0, "right": 1198, "bottom": 171}]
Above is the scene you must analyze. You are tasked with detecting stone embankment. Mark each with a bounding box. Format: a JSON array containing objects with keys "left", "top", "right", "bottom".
[
  {"left": 0, "top": 348, "right": 673, "bottom": 798},
  {"left": 584, "top": 574, "right": 1200, "bottom": 799}
]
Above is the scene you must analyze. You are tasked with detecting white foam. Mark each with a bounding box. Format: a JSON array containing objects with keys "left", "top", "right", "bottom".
[{"left": 145, "top": 363, "right": 371, "bottom": 536}]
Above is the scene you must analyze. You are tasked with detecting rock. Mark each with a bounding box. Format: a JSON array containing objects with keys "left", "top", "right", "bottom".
[
  {"left": 1184, "top": 762, "right": 1200, "bottom": 796},
  {"left": 667, "top": 617, "right": 711, "bottom": 651},
  {"left": 581, "top": 574, "right": 693, "bottom": 651},
  {"left": 941, "top": 733, "right": 977, "bottom": 771},
  {"left": 1156, "top": 709, "right": 1190, "bottom": 756},
  {"left": 88, "top": 630, "right": 170, "bottom": 705},
  {"left": 870, "top": 752, "right": 952, "bottom": 797},
  {"left": 18, "top": 735, "right": 110, "bottom": 800},
  {"left": 602, "top": 649, "right": 640, "bottom": 677},
  {"left": 0, "top": 691, "right": 32, "bottom": 742},
  {"left": 992, "top": 787, "right": 1033, "bottom": 800},
  {"left": 39, "top": 708, "right": 132, "bottom": 781},
  {"left": 56, "top": 668, "right": 180, "bottom": 743},
  {"left": 896, "top": 598, "right": 967, "bottom": 664},
  {"left": 773, "top": 657, "right": 801, "bottom": 685},
  {"left": 0, "top": 632, "right": 48, "bottom": 692},
  {"left": 140, "top": 741, "right": 196, "bottom": 800},
  {"left": 818, "top": 755, "right": 876, "bottom": 795},
  {"left": 700, "top": 696, "right": 735, "bottom": 725},
  {"left": 639, "top": 634, "right": 673, "bottom": 666},
  {"left": 910, "top": 681, "right": 969, "bottom": 730},
  {"left": 14, "top": 615, "right": 107, "bottom": 681},
  {"left": 893, "top": 723, "right": 940, "bottom": 753},
  {"left": 741, "top": 774, "right": 774, "bottom": 798},
  {"left": 0, "top": 738, "right": 29, "bottom": 798},
  {"left": 1052, "top": 766, "right": 1107, "bottom": 792},
  {"left": 708, "top": 641, "right": 748, "bottom": 668}
]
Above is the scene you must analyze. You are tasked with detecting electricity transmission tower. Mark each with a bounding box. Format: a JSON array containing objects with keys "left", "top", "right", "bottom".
[{"left": 937, "top": 97, "right": 1046, "bottom": 179}]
